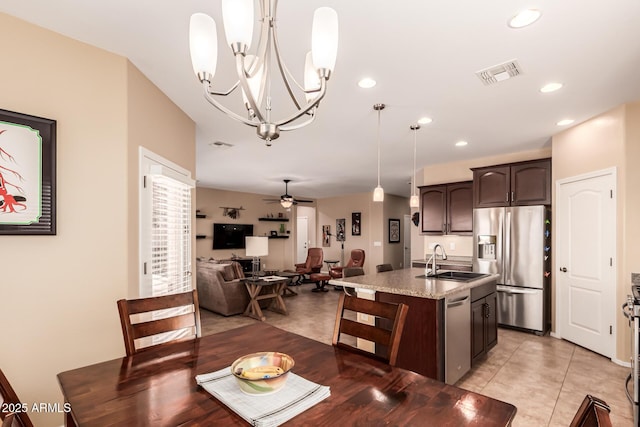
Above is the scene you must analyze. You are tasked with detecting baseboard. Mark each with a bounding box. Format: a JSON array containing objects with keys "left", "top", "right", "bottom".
[{"left": 612, "top": 357, "right": 631, "bottom": 368}]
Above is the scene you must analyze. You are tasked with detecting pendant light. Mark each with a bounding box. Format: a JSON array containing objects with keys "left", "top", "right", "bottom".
[
  {"left": 409, "top": 124, "right": 420, "bottom": 208},
  {"left": 373, "top": 103, "right": 385, "bottom": 202}
]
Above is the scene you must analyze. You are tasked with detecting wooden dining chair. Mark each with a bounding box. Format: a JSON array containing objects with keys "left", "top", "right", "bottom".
[
  {"left": 117, "top": 289, "right": 202, "bottom": 356},
  {"left": 376, "top": 264, "right": 393, "bottom": 273},
  {"left": 332, "top": 293, "right": 408, "bottom": 366},
  {"left": 0, "top": 368, "right": 34, "bottom": 427},
  {"left": 569, "top": 395, "right": 612, "bottom": 427}
]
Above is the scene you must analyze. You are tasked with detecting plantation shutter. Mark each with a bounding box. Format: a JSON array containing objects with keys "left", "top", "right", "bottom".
[{"left": 148, "top": 168, "right": 193, "bottom": 297}]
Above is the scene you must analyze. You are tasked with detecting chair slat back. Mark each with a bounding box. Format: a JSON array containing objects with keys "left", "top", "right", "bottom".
[
  {"left": 570, "top": 395, "right": 612, "bottom": 427},
  {"left": 117, "top": 289, "right": 201, "bottom": 356},
  {"left": 0, "top": 369, "right": 33, "bottom": 427},
  {"left": 376, "top": 264, "right": 393, "bottom": 273},
  {"left": 332, "top": 293, "right": 408, "bottom": 366}
]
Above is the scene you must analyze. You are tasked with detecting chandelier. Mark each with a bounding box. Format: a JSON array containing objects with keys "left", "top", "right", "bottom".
[{"left": 189, "top": 0, "right": 339, "bottom": 145}]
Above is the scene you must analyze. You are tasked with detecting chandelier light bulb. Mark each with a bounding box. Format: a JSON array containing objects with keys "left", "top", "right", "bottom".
[
  {"left": 312, "top": 7, "right": 339, "bottom": 74},
  {"left": 242, "top": 55, "right": 265, "bottom": 110},
  {"left": 222, "top": 0, "right": 254, "bottom": 50},
  {"left": 189, "top": 13, "right": 218, "bottom": 81}
]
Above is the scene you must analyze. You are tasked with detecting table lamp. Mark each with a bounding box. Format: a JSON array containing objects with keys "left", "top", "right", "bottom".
[{"left": 245, "top": 236, "right": 269, "bottom": 279}]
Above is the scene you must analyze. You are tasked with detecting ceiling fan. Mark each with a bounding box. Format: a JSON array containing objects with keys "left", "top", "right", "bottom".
[{"left": 263, "top": 179, "right": 313, "bottom": 209}]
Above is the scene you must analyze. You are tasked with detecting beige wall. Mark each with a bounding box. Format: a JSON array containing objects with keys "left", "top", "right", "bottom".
[
  {"left": 127, "top": 61, "right": 196, "bottom": 297},
  {"left": 316, "top": 192, "right": 384, "bottom": 274},
  {"left": 383, "top": 194, "right": 411, "bottom": 269},
  {"left": 415, "top": 147, "right": 552, "bottom": 259},
  {"left": 0, "top": 14, "right": 195, "bottom": 426},
  {"left": 552, "top": 104, "right": 639, "bottom": 362},
  {"left": 195, "top": 187, "right": 296, "bottom": 271}
]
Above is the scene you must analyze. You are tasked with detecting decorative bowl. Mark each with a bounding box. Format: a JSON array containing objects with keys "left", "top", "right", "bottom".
[{"left": 231, "top": 352, "right": 295, "bottom": 395}]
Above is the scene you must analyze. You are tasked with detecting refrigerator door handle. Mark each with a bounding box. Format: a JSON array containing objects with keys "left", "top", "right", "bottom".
[
  {"left": 497, "top": 285, "right": 540, "bottom": 294},
  {"left": 505, "top": 211, "right": 511, "bottom": 285}
]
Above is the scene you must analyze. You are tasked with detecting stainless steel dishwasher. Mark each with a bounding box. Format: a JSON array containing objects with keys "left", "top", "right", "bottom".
[{"left": 445, "top": 289, "right": 471, "bottom": 385}]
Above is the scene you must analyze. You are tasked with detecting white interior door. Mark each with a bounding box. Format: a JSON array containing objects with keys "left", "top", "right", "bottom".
[
  {"left": 557, "top": 168, "right": 616, "bottom": 358},
  {"left": 403, "top": 214, "right": 411, "bottom": 268},
  {"left": 296, "top": 216, "right": 309, "bottom": 263}
]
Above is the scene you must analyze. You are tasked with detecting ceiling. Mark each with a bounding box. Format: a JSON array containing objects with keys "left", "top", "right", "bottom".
[{"left": 2, "top": 1, "right": 640, "bottom": 200}]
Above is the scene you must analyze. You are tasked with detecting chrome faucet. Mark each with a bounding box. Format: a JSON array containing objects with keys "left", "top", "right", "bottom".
[{"left": 427, "top": 244, "right": 447, "bottom": 275}]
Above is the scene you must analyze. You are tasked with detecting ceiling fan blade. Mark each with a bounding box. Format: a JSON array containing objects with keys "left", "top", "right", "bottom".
[
  {"left": 263, "top": 198, "right": 280, "bottom": 202},
  {"left": 294, "top": 198, "right": 313, "bottom": 203}
]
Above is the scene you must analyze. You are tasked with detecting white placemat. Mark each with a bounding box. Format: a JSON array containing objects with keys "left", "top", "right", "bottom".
[{"left": 196, "top": 368, "right": 330, "bottom": 427}]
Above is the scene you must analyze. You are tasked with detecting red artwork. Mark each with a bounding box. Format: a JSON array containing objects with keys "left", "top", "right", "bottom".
[{"left": 0, "top": 129, "right": 27, "bottom": 213}]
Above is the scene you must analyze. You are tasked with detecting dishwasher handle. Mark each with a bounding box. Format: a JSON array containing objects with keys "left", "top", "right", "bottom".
[{"left": 447, "top": 295, "right": 469, "bottom": 307}]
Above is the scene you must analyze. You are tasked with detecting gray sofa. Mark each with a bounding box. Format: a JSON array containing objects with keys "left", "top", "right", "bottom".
[{"left": 196, "top": 260, "right": 249, "bottom": 316}]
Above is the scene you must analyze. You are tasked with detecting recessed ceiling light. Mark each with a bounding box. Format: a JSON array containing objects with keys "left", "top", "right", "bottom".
[
  {"left": 556, "top": 119, "right": 574, "bottom": 126},
  {"left": 508, "top": 9, "right": 541, "bottom": 28},
  {"left": 540, "top": 83, "right": 563, "bottom": 93},
  {"left": 418, "top": 117, "right": 433, "bottom": 125},
  {"left": 456, "top": 141, "right": 468, "bottom": 147},
  {"left": 358, "top": 78, "right": 376, "bottom": 89}
]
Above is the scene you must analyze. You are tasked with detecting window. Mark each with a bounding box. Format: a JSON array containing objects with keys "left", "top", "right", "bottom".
[{"left": 139, "top": 148, "right": 195, "bottom": 345}]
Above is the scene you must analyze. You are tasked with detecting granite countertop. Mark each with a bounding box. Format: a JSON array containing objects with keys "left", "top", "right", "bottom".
[{"left": 329, "top": 268, "right": 498, "bottom": 300}]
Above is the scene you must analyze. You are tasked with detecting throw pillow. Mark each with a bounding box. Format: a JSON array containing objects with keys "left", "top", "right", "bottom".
[{"left": 220, "top": 264, "right": 235, "bottom": 281}]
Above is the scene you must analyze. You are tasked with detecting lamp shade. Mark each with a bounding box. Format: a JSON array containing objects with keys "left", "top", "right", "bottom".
[
  {"left": 222, "top": 0, "right": 254, "bottom": 49},
  {"left": 189, "top": 13, "right": 218, "bottom": 80},
  {"left": 280, "top": 197, "right": 294, "bottom": 209},
  {"left": 409, "top": 195, "right": 419, "bottom": 208},
  {"left": 311, "top": 7, "right": 338, "bottom": 72},
  {"left": 373, "top": 185, "right": 384, "bottom": 202},
  {"left": 245, "top": 236, "right": 269, "bottom": 257}
]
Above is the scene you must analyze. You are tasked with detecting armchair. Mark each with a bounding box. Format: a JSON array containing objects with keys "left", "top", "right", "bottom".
[
  {"left": 329, "top": 249, "right": 365, "bottom": 279},
  {"left": 294, "top": 248, "right": 324, "bottom": 278}
]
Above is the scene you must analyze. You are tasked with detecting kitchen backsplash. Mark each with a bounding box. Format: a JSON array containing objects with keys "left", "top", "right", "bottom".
[{"left": 423, "top": 235, "right": 473, "bottom": 258}]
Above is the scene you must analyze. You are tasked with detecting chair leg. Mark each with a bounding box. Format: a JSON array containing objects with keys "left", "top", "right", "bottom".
[{"left": 311, "top": 278, "right": 329, "bottom": 293}]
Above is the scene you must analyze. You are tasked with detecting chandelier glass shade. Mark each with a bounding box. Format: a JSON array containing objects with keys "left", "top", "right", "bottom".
[
  {"left": 372, "top": 103, "right": 385, "bottom": 202},
  {"left": 189, "top": 0, "right": 339, "bottom": 145},
  {"left": 409, "top": 124, "right": 420, "bottom": 208}
]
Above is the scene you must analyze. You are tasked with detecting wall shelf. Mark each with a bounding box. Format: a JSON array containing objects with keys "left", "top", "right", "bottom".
[
  {"left": 259, "top": 217, "right": 289, "bottom": 222},
  {"left": 196, "top": 214, "right": 207, "bottom": 219},
  {"left": 268, "top": 235, "right": 289, "bottom": 239},
  {"left": 196, "top": 235, "right": 207, "bottom": 239}
]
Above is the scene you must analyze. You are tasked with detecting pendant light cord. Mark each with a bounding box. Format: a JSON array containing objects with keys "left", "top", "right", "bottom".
[
  {"left": 412, "top": 127, "right": 417, "bottom": 196},
  {"left": 377, "top": 109, "right": 381, "bottom": 187}
]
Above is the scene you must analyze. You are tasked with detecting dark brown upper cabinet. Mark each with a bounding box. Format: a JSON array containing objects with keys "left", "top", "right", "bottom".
[
  {"left": 419, "top": 181, "right": 473, "bottom": 235},
  {"left": 472, "top": 159, "right": 551, "bottom": 208}
]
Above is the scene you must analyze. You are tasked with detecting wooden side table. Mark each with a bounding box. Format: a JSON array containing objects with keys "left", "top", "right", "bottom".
[{"left": 242, "top": 277, "right": 289, "bottom": 321}]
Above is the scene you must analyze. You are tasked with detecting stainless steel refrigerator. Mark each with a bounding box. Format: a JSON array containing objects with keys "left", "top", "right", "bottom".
[{"left": 473, "top": 206, "right": 551, "bottom": 334}]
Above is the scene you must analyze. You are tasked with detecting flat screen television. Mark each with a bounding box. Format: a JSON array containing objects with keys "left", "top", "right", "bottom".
[{"left": 212, "top": 223, "right": 254, "bottom": 249}]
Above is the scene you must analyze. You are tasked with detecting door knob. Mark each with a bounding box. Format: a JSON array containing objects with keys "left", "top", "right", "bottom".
[{"left": 560, "top": 267, "right": 567, "bottom": 272}]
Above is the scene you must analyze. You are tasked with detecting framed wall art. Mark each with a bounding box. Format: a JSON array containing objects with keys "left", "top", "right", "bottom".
[
  {"left": 351, "top": 212, "right": 361, "bottom": 236},
  {"left": 388, "top": 218, "right": 400, "bottom": 243},
  {"left": 0, "top": 109, "right": 56, "bottom": 235},
  {"left": 336, "top": 218, "right": 345, "bottom": 242},
  {"left": 322, "top": 225, "right": 331, "bottom": 247}
]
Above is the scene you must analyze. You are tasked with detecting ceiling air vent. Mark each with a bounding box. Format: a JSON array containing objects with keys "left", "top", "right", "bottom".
[
  {"left": 475, "top": 60, "right": 523, "bottom": 85},
  {"left": 208, "top": 141, "right": 234, "bottom": 150}
]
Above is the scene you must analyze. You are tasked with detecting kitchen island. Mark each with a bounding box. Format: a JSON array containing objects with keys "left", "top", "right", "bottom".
[{"left": 330, "top": 268, "right": 498, "bottom": 383}]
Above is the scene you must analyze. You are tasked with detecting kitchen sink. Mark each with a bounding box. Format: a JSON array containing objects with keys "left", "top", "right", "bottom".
[{"left": 415, "top": 271, "right": 489, "bottom": 282}]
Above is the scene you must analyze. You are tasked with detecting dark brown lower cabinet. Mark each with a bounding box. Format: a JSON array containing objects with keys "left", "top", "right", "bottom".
[
  {"left": 376, "top": 292, "right": 445, "bottom": 381},
  {"left": 471, "top": 283, "right": 497, "bottom": 364}
]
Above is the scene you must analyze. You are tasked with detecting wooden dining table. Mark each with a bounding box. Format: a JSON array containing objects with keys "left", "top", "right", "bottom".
[{"left": 57, "top": 322, "right": 516, "bottom": 426}]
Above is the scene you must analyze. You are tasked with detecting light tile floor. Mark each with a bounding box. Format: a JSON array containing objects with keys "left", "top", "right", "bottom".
[{"left": 200, "top": 283, "right": 633, "bottom": 426}]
